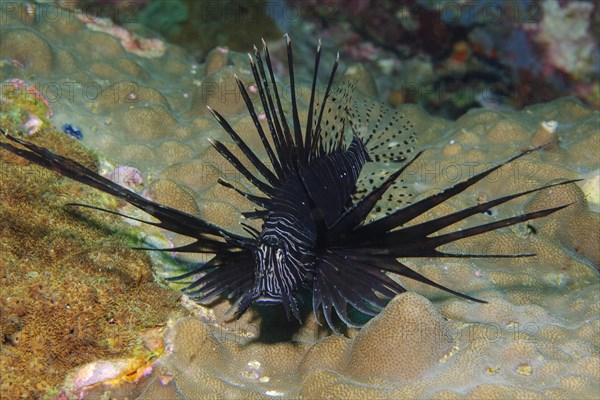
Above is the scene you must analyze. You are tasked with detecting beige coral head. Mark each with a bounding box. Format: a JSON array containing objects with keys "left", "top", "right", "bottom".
[{"left": 343, "top": 293, "right": 454, "bottom": 385}]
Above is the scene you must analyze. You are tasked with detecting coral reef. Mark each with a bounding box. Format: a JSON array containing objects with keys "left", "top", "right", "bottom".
[
  {"left": 0, "top": 2, "right": 598, "bottom": 399},
  {"left": 123, "top": 97, "right": 600, "bottom": 399},
  {"left": 0, "top": 127, "right": 183, "bottom": 399},
  {"left": 297, "top": 0, "right": 600, "bottom": 115},
  {"left": 3, "top": 97, "right": 598, "bottom": 400},
  {"left": 102, "top": 282, "right": 599, "bottom": 399},
  {"left": 526, "top": 0, "right": 597, "bottom": 79}
]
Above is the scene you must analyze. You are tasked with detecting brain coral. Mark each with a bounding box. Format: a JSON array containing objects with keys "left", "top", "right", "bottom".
[
  {"left": 342, "top": 293, "right": 454, "bottom": 385},
  {"left": 0, "top": 2, "right": 599, "bottom": 399}
]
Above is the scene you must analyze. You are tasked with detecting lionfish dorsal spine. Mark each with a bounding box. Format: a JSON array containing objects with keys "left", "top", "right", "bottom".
[
  {"left": 284, "top": 33, "right": 304, "bottom": 154},
  {"left": 248, "top": 49, "right": 288, "bottom": 175},
  {"left": 262, "top": 38, "right": 295, "bottom": 153},
  {"left": 242, "top": 54, "right": 284, "bottom": 177},
  {"left": 207, "top": 104, "right": 277, "bottom": 186},
  {"left": 207, "top": 136, "right": 274, "bottom": 196},
  {"left": 304, "top": 38, "right": 322, "bottom": 157},
  {"left": 312, "top": 51, "right": 341, "bottom": 160}
]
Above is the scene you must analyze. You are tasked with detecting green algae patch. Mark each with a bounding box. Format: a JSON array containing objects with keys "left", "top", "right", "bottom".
[{"left": 0, "top": 127, "right": 183, "bottom": 399}]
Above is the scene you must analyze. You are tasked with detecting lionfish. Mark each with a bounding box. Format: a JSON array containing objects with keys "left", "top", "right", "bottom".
[{"left": 0, "top": 35, "right": 575, "bottom": 331}]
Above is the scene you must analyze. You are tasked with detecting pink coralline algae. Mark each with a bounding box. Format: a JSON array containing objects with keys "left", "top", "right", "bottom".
[
  {"left": 60, "top": 358, "right": 157, "bottom": 399},
  {"left": 75, "top": 14, "right": 165, "bottom": 58},
  {"left": 3, "top": 78, "right": 53, "bottom": 118},
  {"left": 1, "top": 78, "right": 54, "bottom": 134},
  {"left": 102, "top": 165, "right": 144, "bottom": 191},
  {"left": 23, "top": 114, "right": 43, "bottom": 135}
]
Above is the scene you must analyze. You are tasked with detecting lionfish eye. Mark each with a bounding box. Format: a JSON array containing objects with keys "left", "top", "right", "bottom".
[{"left": 263, "top": 235, "right": 280, "bottom": 246}]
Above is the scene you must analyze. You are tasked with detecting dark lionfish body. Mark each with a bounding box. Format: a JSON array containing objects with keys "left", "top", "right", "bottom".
[{"left": 0, "top": 35, "right": 576, "bottom": 330}]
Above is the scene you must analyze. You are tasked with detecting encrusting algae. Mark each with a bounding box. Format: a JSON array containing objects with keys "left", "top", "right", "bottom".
[{"left": 0, "top": 126, "right": 183, "bottom": 399}]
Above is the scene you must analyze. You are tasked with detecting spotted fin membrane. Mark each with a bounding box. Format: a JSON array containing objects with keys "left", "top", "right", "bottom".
[{"left": 314, "top": 82, "right": 417, "bottom": 220}]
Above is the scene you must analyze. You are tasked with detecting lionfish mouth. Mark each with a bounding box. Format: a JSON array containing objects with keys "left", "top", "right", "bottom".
[
  {"left": 0, "top": 34, "right": 577, "bottom": 332},
  {"left": 255, "top": 296, "right": 282, "bottom": 305}
]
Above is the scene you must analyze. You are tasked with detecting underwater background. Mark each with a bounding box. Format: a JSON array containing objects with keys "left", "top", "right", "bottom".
[{"left": 0, "top": 0, "right": 599, "bottom": 398}]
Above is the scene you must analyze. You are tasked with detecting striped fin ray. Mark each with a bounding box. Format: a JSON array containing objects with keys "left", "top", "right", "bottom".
[{"left": 313, "top": 250, "right": 408, "bottom": 331}]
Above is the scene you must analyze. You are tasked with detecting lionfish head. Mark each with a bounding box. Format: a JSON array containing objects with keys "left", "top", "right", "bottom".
[{"left": 255, "top": 230, "right": 315, "bottom": 293}]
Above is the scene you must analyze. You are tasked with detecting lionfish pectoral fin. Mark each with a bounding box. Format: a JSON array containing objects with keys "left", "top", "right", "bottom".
[
  {"left": 164, "top": 257, "right": 220, "bottom": 282},
  {"left": 228, "top": 290, "right": 258, "bottom": 319},
  {"left": 313, "top": 251, "right": 407, "bottom": 330},
  {"left": 386, "top": 260, "right": 487, "bottom": 303},
  {"left": 63, "top": 203, "right": 228, "bottom": 253},
  {"left": 281, "top": 292, "right": 302, "bottom": 324},
  {"left": 0, "top": 131, "right": 248, "bottom": 249},
  {"left": 66, "top": 202, "right": 190, "bottom": 252},
  {"left": 424, "top": 203, "right": 572, "bottom": 249},
  {"left": 64, "top": 202, "right": 160, "bottom": 227},
  {"left": 130, "top": 242, "right": 217, "bottom": 253},
  {"left": 357, "top": 144, "right": 555, "bottom": 236},
  {"left": 433, "top": 251, "right": 536, "bottom": 258},
  {"left": 377, "top": 203, "right": 571, "bottom": 262},
  {"left": 334, "top": 250, "right": 485, "bottom": 305},
  {"left": 391, "top": 179, "right": 582, "bottom": 240},
  {"left": 183, "top": 257, "right": 255, "bottom": 303},
  {"left": 330, "top": 150, "right": 425, "bottom": 237}
]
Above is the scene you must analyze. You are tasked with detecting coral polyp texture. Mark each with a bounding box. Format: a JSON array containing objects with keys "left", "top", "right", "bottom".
[{"left": 0, "top": 2, "right": 599, "bottom": 400}]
